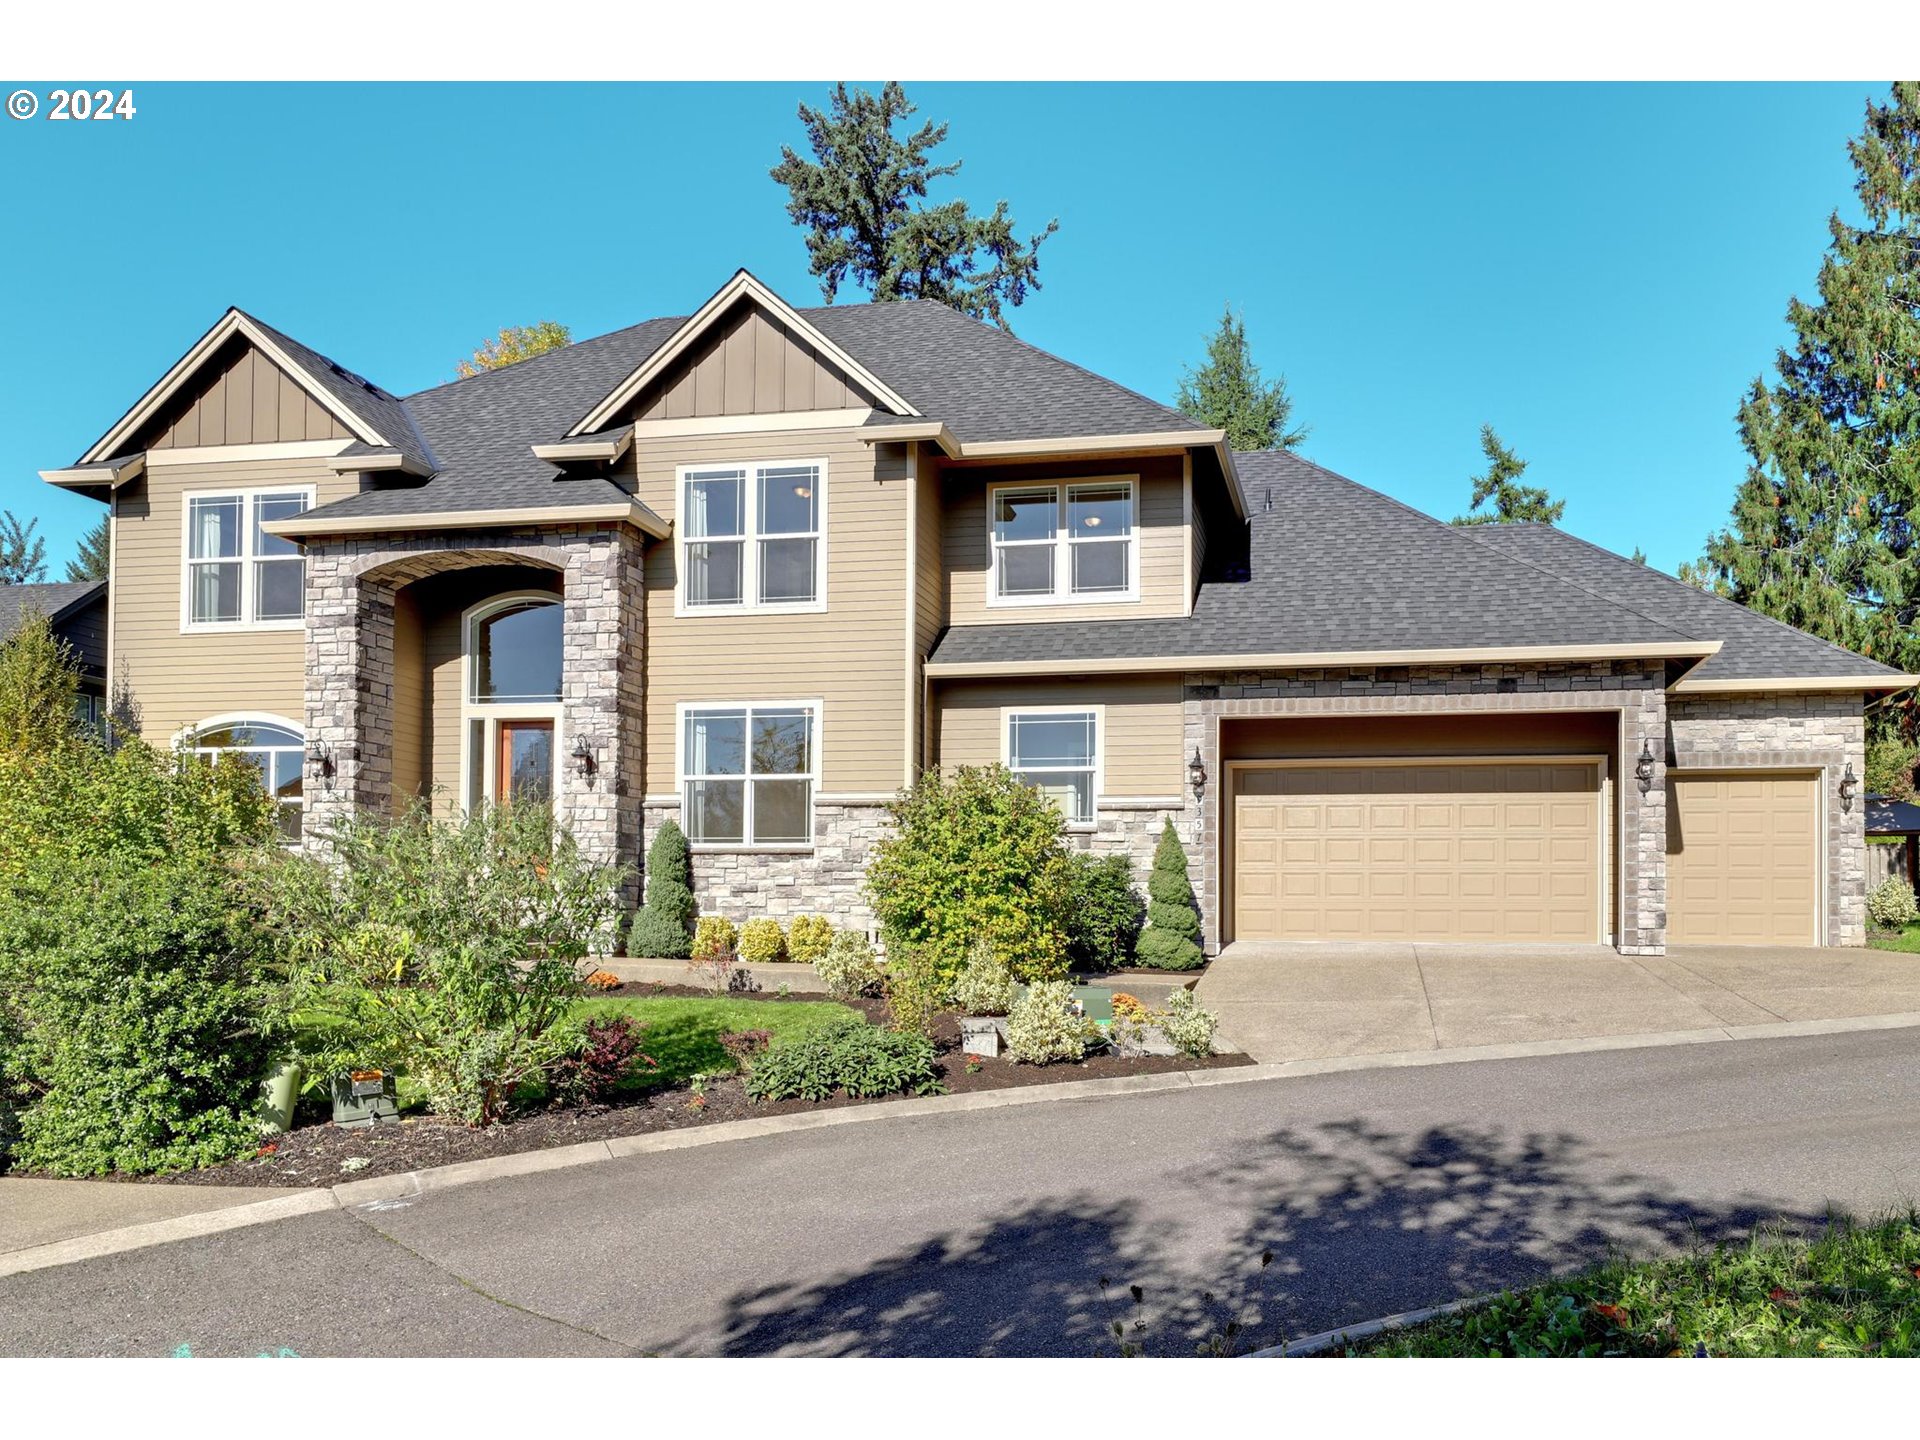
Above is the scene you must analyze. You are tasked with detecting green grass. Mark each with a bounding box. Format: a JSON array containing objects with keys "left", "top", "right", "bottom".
[
  {"left": 574, "top": 995, "right": 858, "bottom": 1091},
  {"left": 1869, "top": 922, "right": 1920, "bottom": 953},
  {"left": 1346, "top": 1213, "right": 1920, "bottom": 1356}
]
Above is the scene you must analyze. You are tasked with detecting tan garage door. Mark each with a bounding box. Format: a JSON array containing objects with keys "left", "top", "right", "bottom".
[
  {"left": 1232, "top": 761, "right": 1603, "bottom": 943},
  {"left": 1666, "top": 773, "right": 1819, "bottom": 946}
]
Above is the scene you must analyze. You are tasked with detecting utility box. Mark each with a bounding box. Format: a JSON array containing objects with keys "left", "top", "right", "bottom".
[{"left": 331, "top": 1070, "right": 399, "bottom": 1128}]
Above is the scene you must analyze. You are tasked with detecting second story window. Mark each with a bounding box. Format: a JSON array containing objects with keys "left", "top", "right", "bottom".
[
  {"left": 990, "top": 479, "right": 1136, "bottom": 606},
  {"left": 679, "top": 460, "right": 825, "bottom": 613},
  {"left": 184, "top": 487, "right": 313, "bottom": 629}
]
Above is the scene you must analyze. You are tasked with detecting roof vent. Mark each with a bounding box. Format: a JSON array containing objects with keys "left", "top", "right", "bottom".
[{"left": 1264, "top": 487, "right": 1273, "bottom": 512}]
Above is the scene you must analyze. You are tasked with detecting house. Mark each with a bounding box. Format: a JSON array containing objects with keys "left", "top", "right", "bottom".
[
  {"left": 39, "top": 269, "right": 1916, "bottom": 953},
  {"left": 0, "top": 579, "right": 107, "bottom": 728}
]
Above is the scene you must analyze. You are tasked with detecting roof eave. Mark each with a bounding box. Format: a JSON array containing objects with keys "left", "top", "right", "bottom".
[
  {"left": 326, "top": 449, "right": 434, "bottom": 478},
  {"left": 859, "top": 425, "right": 1239, "bottom": 514},
  {"left": 1668, "top": 673, "right": 1920, "bottom": 695},
  {"left": 40, "top": 453, "right": 145, "bottom": 498},
  {"left": 262, "top": 499, "right": 671, "bottom": 544},
  {"left": 926, "top": 639, "right": 1723, "bottom": 679},
  {"left": 530, "top": 425, "right": 635, "bottom": 466}
]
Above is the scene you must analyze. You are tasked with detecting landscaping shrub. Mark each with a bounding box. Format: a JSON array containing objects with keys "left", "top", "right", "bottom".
[
  {"left": 865, "top": 764, "right": 1073, "bottom": 988},
  {"left": 1065, "top": 852, "right": 1145, "bottom": 971},
  {"left": 1869, "top": 875, "right": 1919, "bottom": 929},
  {"left": 738, "top": 917, "right": 788, "bottom": 965},
  {"left": 883, "top": 942, "right": 947, "bottom": 1038},
  {"left": 1158, "top": 989, "right": 1219, "bottom": 1058},
  {"left": 787, "top": 914, "right": 833, "bottom": 965},
  {"left": 1135, "top": 820, "right": 1204, "bottom": 971},
  {"left": 693, "top": 915, "right": 739, "bottom": 961},
  {"left": 629, "top": 820, "right": 696, "bottom": 958},
  {"left": 744, "top": 1015, "right": 942, "bottom": 1102},
  {"left": 1868, "top": 737, "right": 1919, "bottom": 805},
  {"left": 1005, "top": 980, "right": 1092, "bottom": 1065},
  {"left": 549, "top": 1016, "right": 656, "bottom": 1106},
  {"left": 815, "top": 930, "right": 886, "bottom": 998},
  {"left": 951, "top": 939, "right": 1016, "bottom": 1017}
]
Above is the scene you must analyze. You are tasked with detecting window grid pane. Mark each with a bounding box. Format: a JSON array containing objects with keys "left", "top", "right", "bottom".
[
  {"left": 1008, "top": 711, "right": 1096, "bottom": 826},
  {"left": 682, "top": 465, "right": 821, "bottom": 610},
  {"left": 187, "top": 491, "right": 311, "bottom": 622},
  {"left": 684, "top": 705, "right": 814, "bottom": 845},
  {"left": 193, "top": 723, "right": 304, "bottom": 841}
]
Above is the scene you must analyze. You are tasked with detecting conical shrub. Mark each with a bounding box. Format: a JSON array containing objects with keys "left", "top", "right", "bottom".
[
  {"left": 628, "top": 819, "right": 696, "bottom": 958},
  {"left": 1134, "top": 818, "right": 1204, "bottom": 970}
]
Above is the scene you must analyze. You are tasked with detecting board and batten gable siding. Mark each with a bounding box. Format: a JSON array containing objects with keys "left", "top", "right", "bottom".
[
  {"left": 932, "top": 675, "right": 1187, "bottom": 798},
  {"left": 110, "top": 452, "right": 355, "bottom": 741},
  {"left": 633, "top": 303, "right": 876, "bottom": 421},
  {"left": 941, "top": 453, "right": 1190, "bottom": 626},
  {"left": 629, "top": 427, "right": 912, "bottom": 796},
  {"left": 147, "top": 338, "right": 352, "bottom": 450}
]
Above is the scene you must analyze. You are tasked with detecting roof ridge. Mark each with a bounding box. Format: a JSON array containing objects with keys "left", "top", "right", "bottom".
[{"left": 400, "top": 314, "right": 689, "bottom": 403}]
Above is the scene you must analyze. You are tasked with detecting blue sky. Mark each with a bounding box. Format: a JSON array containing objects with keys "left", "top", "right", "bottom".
[{"left": 0, "top": 81, "right": 1880, "bottom": 577}]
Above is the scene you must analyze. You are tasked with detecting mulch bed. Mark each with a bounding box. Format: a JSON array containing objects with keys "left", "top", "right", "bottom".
[{"left": 89, "top": 982, "right": 1249, "bottom": 1190}]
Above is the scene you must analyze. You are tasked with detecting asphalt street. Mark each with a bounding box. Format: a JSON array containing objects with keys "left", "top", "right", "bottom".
[{"left": 5, "top": 1027, "right": 1919, "bottom": 1356}]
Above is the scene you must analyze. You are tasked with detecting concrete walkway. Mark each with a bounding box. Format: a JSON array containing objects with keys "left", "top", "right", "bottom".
[
  {"left": 0, "top": 1177, "right": 297, "bottom": 1255},
  {"left": 1195, "top": 941, "right": 1920, "bottom": 1064}
]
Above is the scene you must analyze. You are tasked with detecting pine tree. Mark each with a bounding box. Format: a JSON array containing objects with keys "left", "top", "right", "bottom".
[
  {"left": 1175, "top": 306, "right": 1307, "bottom": 453},
  {"left": 0, "top": 511, "right": 47, "bottom": 585},
  {"left": 1134, "top": 818, "right": 1204, "bottom": 971},
  {"left": 456, "top": 321, "right": 571, "bottom": 379},
  {"left": 65, "top": 516, "right": 108, "bottom": 582},
  {"left": 770, "top": 82, "right": 1058, "bottom": 331},
  {"left": 1687, "top": 83, "right": 1920, "bottom": 724},
  {"left": 628, "top": 819, "right": 696, "bottom": 959},
  {"left": 1451, "top": 426, "right": 1565, "bottom": 526}
]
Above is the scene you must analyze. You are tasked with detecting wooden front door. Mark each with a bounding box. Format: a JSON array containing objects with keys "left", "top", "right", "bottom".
[{"left": 496, "top": 719, "right": 555, "bottom": 806}]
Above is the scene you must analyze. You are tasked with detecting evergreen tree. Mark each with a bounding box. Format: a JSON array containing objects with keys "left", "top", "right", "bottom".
[
  {"left": 0, "top": 511, "right": 47, "bottom": 585},
  {"left": 1175, "top": 306, "right": 1307, "bottom": 453},
  {"left": 65, "top": 516, "right": 108, "bottom": 582},
  {"left": 456, "top": 321, "right": 571, "bottom": 378},
  {"left": 1134, "top": 818, "right": 1203, "bottom": 971},
  {"left": 1631, "top": 546, "right": 1648, "bottom": 566},
  {"left": 1687, "top": 83, "right": 1920, "bottom": 724},
  {"left": 628, "top": 819, "right": 696, "bottom": 959},
  {"left": 1451, "top": 425, "right": 1566, "bottom": 526},
  {"left": 771, "top": 82, "right": 1058, "bottom": 331}
]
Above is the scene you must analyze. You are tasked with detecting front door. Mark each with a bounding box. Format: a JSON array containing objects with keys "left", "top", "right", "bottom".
[{"left": 496, "top": 719, "right": 555, "bottom": 806}]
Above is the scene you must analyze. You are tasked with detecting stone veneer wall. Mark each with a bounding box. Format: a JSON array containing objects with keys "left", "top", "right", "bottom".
[{"left": 1667, "top": 690, "right": 1867, "bottom": 946}]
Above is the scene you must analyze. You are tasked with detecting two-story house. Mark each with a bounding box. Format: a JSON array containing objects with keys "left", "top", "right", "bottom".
[{"left": 41, "top": 269, "right": 1915, "bottom": 955}]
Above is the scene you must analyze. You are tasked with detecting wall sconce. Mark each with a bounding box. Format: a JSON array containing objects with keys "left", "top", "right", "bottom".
[
  {"left": 1839, "top": 762, "right": 1858, "bottom": 812},
  {"left": 1635, "top": 739, "right": 1656, "bottom": 796},
  {"left": 570, "top": 734, "right": 597, "bottom": 783},
  {"left": 307, "top": 741, "right": 335, "bottom": 787},
  {"left": 1188, "top": 747, "right": 1207, "bottom": 799}
]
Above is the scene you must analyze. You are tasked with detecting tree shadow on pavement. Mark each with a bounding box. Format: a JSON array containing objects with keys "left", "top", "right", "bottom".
[{"left": 665, "top": 1119, "right": 1817, "bottom": 1356}]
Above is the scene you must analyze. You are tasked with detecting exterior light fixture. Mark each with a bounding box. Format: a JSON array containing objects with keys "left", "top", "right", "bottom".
[
  {"left": 571, "top": 734, "right": 597, "bottom": 781},
  {"left": 306, "top": 741, "right": 335, "bottom": 786},
  {"left": 1839, "top": 763, "right": 1858, "bottom": 812},
  {"left": 1634, "top": 739, "right": 1656, "bottom": 795},
  {"left": 1188, "top": 747, "right": 1207, "bottom": 799}
]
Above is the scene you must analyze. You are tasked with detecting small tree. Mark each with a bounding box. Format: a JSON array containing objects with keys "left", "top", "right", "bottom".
[
  {"left": 456, "top": 321, "right": 572, "bottom": 378},
  {"left": 0, "top": 609, "right": 80, "bottom": 752},
  {"left": 65, "top": 516, "right": 109, "bottom": 582},
  {"left": 1451, "top": 425, "right": 1565, "bottom": 526},
  {"left": 1175, "top": 306, "right": 1307, "bottom": 453},
  {"left": 1135, "top": 819, "right": 1204, "bottom": 971},
  {"left": 628, "top": 818, "right": 696, "bottom": 958}
]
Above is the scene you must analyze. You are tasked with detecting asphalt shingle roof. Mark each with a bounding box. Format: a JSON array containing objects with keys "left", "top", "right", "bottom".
[
  {"left": 242, "top": 313, "right": 439, "bottom": 476},
  {"left": 0, "top": 580, "right": 104, "bottom": 639}
]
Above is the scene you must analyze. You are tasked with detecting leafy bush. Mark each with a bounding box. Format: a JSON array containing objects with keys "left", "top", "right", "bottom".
[
  {"left": 1158, "top": 989, "right": 1219, "bottom": 1058},
  {"left": 1135, "top": 820, "right": 1205, "bottom": 971},
  {"left": 550, "top": 1016, "right": 655, "bottom": 1106},
  {"left": 744, "top": 1016, "right": 942, "bottom": 1102},
  {"left": 884, "top": 942, "right": 948, "bottom": 1038},
  {"left": 1065, "top": 853, "right": 1145, "bottom": 971},
  {"left": 693, "top": 915, "right": 739, "bottom": 962},
  {"left": 629, "top": 820, "right": 696, "bottom": 958},
  {"left": 865, "top": 764, "right": 1073, "bottom": 988},
  {"left": 1869, "top": 875, "right": 1919, "bottom": 929},
  {"left": 951, "top": 939, "right": 1016, "bottom": 1017},
  {"left": 1005, "top": 980, "right": 1092, "bottom": 1065},
  {"left": 1867, "top": 738, "right": 1919, "bottom": 804},
  {"left": 816, "top": 930, "right": 886, "bottom": 998},
  {"left": 787, "top": 914, "right": 833, "bottom": 965},
  {"left": 260, "top": 803, "right": 622, "bottom": 1127},
  {"left": 738, "top": 917, "right": 788, "bottom": 965}
]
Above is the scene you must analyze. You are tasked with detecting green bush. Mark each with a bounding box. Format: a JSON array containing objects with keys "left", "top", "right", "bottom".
[
  {"left": 815, "top": 930, "right": 886, "bottom": 998},
  {"left": 693, "top": 915, "right": 739, "bottom": 961},
  {"left": 787, "top": 914, "right": 833, "bottom": 965},
  {"left": 1065, "top": 852, "right": 1145, "bottom": 971},
  {"left": 865, "top": 765, "right": 1073, "bottom": 989},
  {"left": 1005, "top": 980, "right": 1093, "bottom": 1065},
  {"left": 738, "top": 917, "right": 788, "bottom": 964},
  {"left": 261, "top": 802, "right": 622, "bottom": 1127},
  {"left": 629, "top": 820, "right": 696, "bottom": 957},
  {"left": 1867, "top": 738, "right": 1919, "bottom": 804},
  {"left": 744, "top": 1015, "right": 942, "bottom": 1102},
  {"left": 951, "top": 938, "right": 1016, "bottom": 1017},
  {"left": 1135, "top": 820, "right": 1205, "bottom": 971},
  {"left": 883, "top": 942, "right": 948, "bottom": 1038},
  {"left": 1869, "top": 875, "right": 1919, "bottom": 929},
  {"left": 1158, "top": 988, "right": 1219, "bottom": 1058}
]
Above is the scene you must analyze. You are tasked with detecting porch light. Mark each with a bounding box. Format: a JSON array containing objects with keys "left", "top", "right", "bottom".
[
  {"left": 570, "top": 734, "right": 597, "bottom": 781},
  {"left": 306, "top": 741, "right": 335, "bottom": 786},
  {"left": 1634, "top": 739, "right": 1656, "bottom": 795},
  {"left": 1188, "top": 747, "right": 1207, "bottom": 799},
  {"left": 1840, "top": 763, "right": 1858, "bottom": 812}
]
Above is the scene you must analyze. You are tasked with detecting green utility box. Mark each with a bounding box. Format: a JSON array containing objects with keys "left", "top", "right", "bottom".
[{"left": 331, "top": 1070, "right": 399, "bottom": 1128}]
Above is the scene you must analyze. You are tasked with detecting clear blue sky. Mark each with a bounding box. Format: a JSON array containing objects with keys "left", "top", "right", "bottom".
[{"left": 0, "top": 81, "right": 1881, "bottom": 577}]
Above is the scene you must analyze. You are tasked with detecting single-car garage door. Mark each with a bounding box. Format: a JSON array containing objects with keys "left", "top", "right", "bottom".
[
  {"left": 1666, "top": 773, "right": 1819, "bottom": 946},
  {"left": 1232, "top": 761, "right": 1603, "bottom": 943}
]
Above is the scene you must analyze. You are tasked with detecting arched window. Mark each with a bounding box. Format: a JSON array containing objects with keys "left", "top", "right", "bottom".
[
  {"left": 468, "top": 596, "right": 563, "bottom": 704},
  {"left": 187, "top": 715, "right": 304, "bottom": 840},
  {"left": 462, "top": 592, "right": 563, "bottom": 810}
]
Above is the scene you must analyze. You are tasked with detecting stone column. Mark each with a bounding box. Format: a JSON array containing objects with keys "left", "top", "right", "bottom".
[
  {"left": 1619, "top": 683, "right": 1668, "bottom": 955},
  {"left": 558, "top": 528, "right": 646, "bottom": 904},
  {"left": 303, "top": 544, "right": 396, "bottom": 843}
]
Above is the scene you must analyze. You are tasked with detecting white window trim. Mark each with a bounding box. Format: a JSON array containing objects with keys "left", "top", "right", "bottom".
[
  {"left": 178, "top": 483, "right": 317, "bottom": 634},
  {"left": 985, "top": 476, "right": 1139, "bottom": 609},
  {"left": 458, "top": 592, "right": 565, "bottom": 812},
  {"left": 675, "top": 698, "right": 824, "bottom": 852},
  {"left": 173, "top": 711, "right": 307, "bottom": 841},
  {"left": 1000, "top": 703, "right": 1105, "bottom": 829},
  {"left": 674, "top": 458, "right": 830, "bottom": 617}
]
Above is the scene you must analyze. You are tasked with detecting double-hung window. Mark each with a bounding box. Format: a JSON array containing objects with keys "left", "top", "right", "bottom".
[
  {"left": 679, "top": 461, "right": 824, "bottom": 612},
  {"left": 184, "top": 487, "right": 313, "bottom": 628},
  {"left": 682, "top": 702, "right": 818, "bottom": 847},
  {"left": 1005, "top": 708, "right": 1100, "bottom": 827},
  {"left": 989, "top": 479, "right": 1136, "bottom": 605}
]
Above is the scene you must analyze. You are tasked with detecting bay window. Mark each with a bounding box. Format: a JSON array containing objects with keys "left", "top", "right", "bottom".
[
  {"left": 989, "top": 479, "right": 1136, "bottom": 605},
  {"left": 679, "top": 460, "right": 824, "bottom": 612},
  {"left": 1005, "top": 708, "right": 1100, "bottom": 826},
  {"left": 184, "top": 487, "right": 314, "bottom": 628},
  {"left": 682, "top": 702, "right": 818, "bottom": 847}
]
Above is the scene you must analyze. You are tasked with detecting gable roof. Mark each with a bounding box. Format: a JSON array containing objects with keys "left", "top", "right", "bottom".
[{"left": 0, "top": 580, "right": 105, "bottom": 639}]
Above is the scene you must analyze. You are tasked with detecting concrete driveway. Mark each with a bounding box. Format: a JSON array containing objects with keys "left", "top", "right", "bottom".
[{"left": 1194, "top": 942, "right": 1920, "bottom": 1064}]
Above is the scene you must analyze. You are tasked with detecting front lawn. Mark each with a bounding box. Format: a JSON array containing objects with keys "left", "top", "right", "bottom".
[
  {"left": 1343, "top": 1213, "right": 1920, "bottom": 1356},
  {"left": 574, "top": 994, "right": 857, "bottom": 1090},
  {"left": 1870, "top": 922, "right": 1920, "bottom": 954}
]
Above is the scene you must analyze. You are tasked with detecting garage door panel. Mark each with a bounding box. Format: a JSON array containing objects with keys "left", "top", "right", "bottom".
[{"left": 1667, "top": 773, "right": 1817, "bottom": 946}]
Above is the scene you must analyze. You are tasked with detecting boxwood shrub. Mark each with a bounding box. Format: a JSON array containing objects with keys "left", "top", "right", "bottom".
[{"left": 744, "top": 1016, "right": 943, "bottom": 1102}]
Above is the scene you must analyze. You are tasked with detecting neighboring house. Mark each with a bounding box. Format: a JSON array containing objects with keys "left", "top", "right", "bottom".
[
  {"left": 0, "top": 579, "right": 107, "bottom": 728},
  {"left": 39, "top": 270, "right": 1917, "bottom": 952}
]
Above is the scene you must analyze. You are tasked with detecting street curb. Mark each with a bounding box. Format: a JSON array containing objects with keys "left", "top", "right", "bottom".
[
  {"left": 1246, "top": 1293, "right": 1499, "bottom": 1357},
  {"left": 0, "top": 1188, "right": 338, "bottom": 1279}
]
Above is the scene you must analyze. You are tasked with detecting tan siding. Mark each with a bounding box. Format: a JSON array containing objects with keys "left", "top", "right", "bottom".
[
  {"left": 942, "top": 454, "right": 1189, "bottom": 626},
  {"left": 933, "top": 675, "right": 1185, "bottom": 797},
  {"left": 633, "top": 429, "right": 910, "bottom": 794},
  {"left": 111, "top": 454, "right": 354, "bottom": 741},
  {"left": 635, "top": 302, "right": 873, "bottom": 421},
  {"left": 391, "top": 588, "right": 428, "bottom": 805},
  {"left": 149, "top": 339, "right": 350, "bottom": 449}
]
